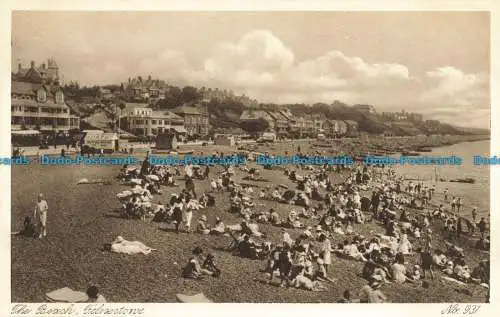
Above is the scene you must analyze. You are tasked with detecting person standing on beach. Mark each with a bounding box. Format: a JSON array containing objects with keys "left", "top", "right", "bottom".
[
  {"left": 34, "top": 193, "right": 48, "bottom": 239},
  {"left": 456, "top": 198, "right": 462, "bottom": 213},
  {"left": 472, "top": 207, "right": 478, "bottom": 223},
  {"left": 140, "top": 152, "right": 150, "bottom": 176},
  {"left": 451, "top": 197, "right": 456, "bottom": 213},
  {"left": 478, "top": 218, "right": 487, "bottom": 239},
  {"left": 444, "top": 188, "right": 449, "bottom": 201}
]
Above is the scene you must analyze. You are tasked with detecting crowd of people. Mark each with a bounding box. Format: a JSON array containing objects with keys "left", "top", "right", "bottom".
[
  {"left": 16, "top": 146, "right": 490, "bottom": 303},
  {"left": 110, "top": 147, "right": 491, "bottom": 302}
]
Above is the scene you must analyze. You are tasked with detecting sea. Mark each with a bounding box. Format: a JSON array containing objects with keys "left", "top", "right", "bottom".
[{"left": 393, "top": 140, "right": 490, "bottom": 220}]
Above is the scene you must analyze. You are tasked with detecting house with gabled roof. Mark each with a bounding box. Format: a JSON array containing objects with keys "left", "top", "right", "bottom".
[{"left": 11, "top": 80, "right": 79, "bottom": 132}]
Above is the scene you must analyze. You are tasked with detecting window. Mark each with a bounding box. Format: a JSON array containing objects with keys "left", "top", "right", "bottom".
[
  {"left": 55, "top": 91, "right": 64, "bottom": 104},
  {"left": 152, "top": 120, "right": 157, "bottom": 125},
  {"left": 37, "top": 89, "right": 47, "bottom": 103}
]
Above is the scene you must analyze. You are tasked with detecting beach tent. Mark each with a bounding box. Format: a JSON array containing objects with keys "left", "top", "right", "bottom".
[
  {"left": 155, "top": 133, "right": 178, "bottom": 150},
  {"left": 214, "top": 135, "right": 236, "bottom": 147},
  {"left": 457, "top": 217, "right": 475, "bottom": 234}
]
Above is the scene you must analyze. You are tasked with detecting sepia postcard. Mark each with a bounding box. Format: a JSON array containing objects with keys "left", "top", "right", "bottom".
[{"left": 1, "top": 1, "right": 498, "bottom": 317}]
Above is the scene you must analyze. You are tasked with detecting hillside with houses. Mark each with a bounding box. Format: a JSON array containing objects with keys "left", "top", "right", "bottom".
[
  {"left": 11, "top": 60, "right": 489, "bottom": 139},
  {"left": 65, "top": 74, "right": 488, "bottom": 139}
]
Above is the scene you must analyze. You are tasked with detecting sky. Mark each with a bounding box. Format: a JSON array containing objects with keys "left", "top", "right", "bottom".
[{"left": 11, "top": 11, "right": 490, "bottom": 128}]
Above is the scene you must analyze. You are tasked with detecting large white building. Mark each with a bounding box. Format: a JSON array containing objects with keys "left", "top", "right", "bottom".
[
  {"left": 11, "top": 81, "right": 80, "bottom": 132},
  {"left": 121, "top": 103, "right": 186, "bottom": 136}
]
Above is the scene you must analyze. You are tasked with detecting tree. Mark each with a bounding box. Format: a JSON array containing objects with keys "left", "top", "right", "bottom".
[
  {"left": 240, "top": 118, "right": 270, "bottom": 134},
  {"left": 181, "top": 86, "right": 200, "bottom": 104}
]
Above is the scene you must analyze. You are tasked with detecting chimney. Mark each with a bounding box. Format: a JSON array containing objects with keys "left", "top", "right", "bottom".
[
  {"left": 18, "top": 63, "right": 21, "bottom": 72},
  {"left": 148, "top": 75, "right": 152, "bottom": 81},
  {"left": 128, "top": 77, "right": 131, "bottom": 83},
  {"left": 30, "top": 61, "right": 35, "bottom": 68},
  {"left": 42, "top": 63, "right": 46, "bottom": 69}
]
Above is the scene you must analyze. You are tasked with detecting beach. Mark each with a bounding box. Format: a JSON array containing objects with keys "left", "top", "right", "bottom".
[{"left": 11, "top": 138, "right": 490, "bottom": 303}]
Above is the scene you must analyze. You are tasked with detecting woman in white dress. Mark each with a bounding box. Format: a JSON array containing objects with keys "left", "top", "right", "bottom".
[
  {"left": 318, "top": 233, "right": 332, "bottom": 273},
  {"left": 183, "top": 203, "right": 194, "bottom": 233},
  {"left": 397, "top": 234, "right": 412, "bottom": 255}
]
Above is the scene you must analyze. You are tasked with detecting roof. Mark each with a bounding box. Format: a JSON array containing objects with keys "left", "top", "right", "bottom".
[
  {"left": 38, "top": 102, "right": 69, "bottom": 109},
  {"left": 151, "top": 111, "right": 183, "bottom": 120},
  {"left": 240, "top": 109, "right": 272, "bottom": 120},
  {"left": 170, "top": 126, "right": 187, "bottom": 133},
  {"left": 124, "top": 102, "right": 150, "bottom": 111},
  {"left": 279, "top": 110, "right": 294, "bottom": 121},
  {"left": 11, "top": 81, "right": 39, "bottom": 95},
  {"left": 266, "top": 111, "right": 288, "bottom": 121},
  {"left": 171, "top": 105, "right": 202, "bottom": 115},
  {"left": 11, "top": 99, "right": 38, "bottom": 106}
]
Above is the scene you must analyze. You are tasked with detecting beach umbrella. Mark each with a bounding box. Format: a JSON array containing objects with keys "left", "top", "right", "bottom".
[
  {"left": 283, "top": 190, "right": 296, "bottom": 200},
  {"left": 147, "top": 175, "right": 160, "bottom": 182}
]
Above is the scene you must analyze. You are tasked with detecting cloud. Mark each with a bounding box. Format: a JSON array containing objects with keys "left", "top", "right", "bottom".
[
  {"left": 193, "top": 31, "right": 488, "bottom": 127},
  {"left": 417, "top": 67, "right": 489, "bottom": 126},
  {"left": 421, "top": 67, "right": 489, "bottom": 106},
  {"left": 202, "top": 30, "right": 294, "bottom": 89},
  {"left": 22, "top": 27, "right": 487, "bottom": 127}
]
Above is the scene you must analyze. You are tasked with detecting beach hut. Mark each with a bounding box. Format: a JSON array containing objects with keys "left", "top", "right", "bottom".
[
  {"left": 214, "top": 135, "right": 235, "bottom": 147},
  {"left": 83, "top": 132, "right": 119, "bottom": 152},
  {"left": 156, "top": 133, "right": 178, "bottom": 150}
]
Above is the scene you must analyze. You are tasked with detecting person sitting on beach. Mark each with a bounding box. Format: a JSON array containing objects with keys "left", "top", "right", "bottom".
[
  {"left": 475, "top": 237, "right": 489, "bottom": 251},
  {"left": 360, "top": 277, "right": 388, "bottom": 303},
  {"left": 431, "top": 249, "right": 447, "bottom": 269},
  {"left": 453, "top": 258, "right": 472, "bottom": 282},
  {"left": 290, "top": 265, "right": 328, "bottom": 291},
  {"left": 271, "top": 188, "right": 282, "bottom": 201},
  {"left": 471, "top": 260, "right": 489, "bottom": 285},
  {"left": 332, "top": 221, "right": 345, "bottom": 235},
  {"left": 285, "top": 210, "right": 303, "bottom": 229},
  {"left": 12, "top": 216, "right": 37, "bottom": 238},
  {"left": 202, "top": 253, "right": 221, "bottom": 278},
  {"left": 442, "top": 261, "right": 455, "bottom": 276},
  {"left": 196, "top": 215, "right": 210, "bottom": 235},
  {"left": 342, "top": 239, "right": 368, "bottom": 262},
  {"left": 391, "top": 253, "right": 408, "bottom": 284},
  {"left": 345, "top": 221, "right": 354, "bottom": 235},
  {"left": 397, "top": 234, "right": 412, "bottom": 255},
  {"left": 338, "top": 290, "right": 354, "bottom": 303},
  {"left": 86, "top": 286, "right": 106, "bottom": 303},
  {"left": 362, "top": 252, "right": 390, "bottom": 284},
  {"left": 182, "top": 247, "right": 214, "bottom": 279},
  {"left": 408, "top": 265, "right": 421, "bottom": 282},
  {"left": 268, "top": 208, "right": 281, "bottom": 226},
  {"left": 210, "top": 217, "right": 226, "bottom": 235}
]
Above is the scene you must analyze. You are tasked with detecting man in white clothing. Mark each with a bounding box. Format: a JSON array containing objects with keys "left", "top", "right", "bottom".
[{"left": 34, "top": 193, "right": 48, "bottom": 238}]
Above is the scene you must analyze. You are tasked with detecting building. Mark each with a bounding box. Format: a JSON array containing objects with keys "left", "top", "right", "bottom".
[
  {"left": 121, "top": 103, "right": 186, "bottom": 136},
  {"left": 171, "top": 103, "right": 209, "bottom": 136},
  {"left": 14, "top": 58, "right": 60, "bottom": 84},
  {"left": 352, "top": 104, "right": 376, "bottom": 114},
  {"left": 266, "top": 111, "right": 289, "bottom": 136},
  {"left": 239, "top": 109, "right": 276, "bottom": 132},
  {"left": 11, "top": 81, "right": 80, "bottom": 132},
  {"left": 122, "top": 76, "right": 168, "bottom": 102},
  {"left": 322, "top": 119, "right": 348, "bottom": 136},
  {"left": 214, "top": 135, "right": 236, "bottom": 147},
  {"left": 344, "top": 120, "right": 359, "bottom": 137}
]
